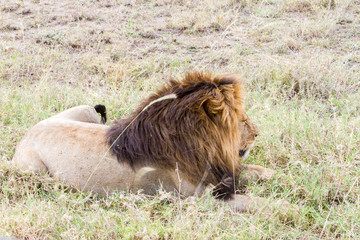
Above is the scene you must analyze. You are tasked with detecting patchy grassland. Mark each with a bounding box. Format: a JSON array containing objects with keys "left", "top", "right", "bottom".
[{"left": 0, "top": 0, "right": 359, "bottom": 239}]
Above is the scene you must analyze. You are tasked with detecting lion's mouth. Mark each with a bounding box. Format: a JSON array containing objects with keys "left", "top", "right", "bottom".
[
  {"left": 239, "top": 142, "right": 254, "bottom": 159},
  {"left": 239, "top": 149, "right": 250, "bottom": 159},
  {"left": 239, "top": 150, "right": 247, "bottom": 157}
]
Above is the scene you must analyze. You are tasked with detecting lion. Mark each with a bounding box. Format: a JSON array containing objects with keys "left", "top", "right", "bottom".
[{"left": 12, "top": 72, "right": 286, "bottom": 213}]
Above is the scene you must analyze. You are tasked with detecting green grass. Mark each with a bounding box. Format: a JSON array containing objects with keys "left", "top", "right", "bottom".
[{"left": 1, "top": 0, "right": 359, "bottom": 239}]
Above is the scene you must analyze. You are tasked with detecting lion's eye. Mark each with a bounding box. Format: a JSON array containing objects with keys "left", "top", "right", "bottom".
[{"left": 213, "top": 114, "right": 220, "bottom": 121}]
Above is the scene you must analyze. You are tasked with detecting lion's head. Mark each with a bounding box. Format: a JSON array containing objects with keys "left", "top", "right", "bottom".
[{"left": 107, "top": 72, "right": 258, "bottom": 199}]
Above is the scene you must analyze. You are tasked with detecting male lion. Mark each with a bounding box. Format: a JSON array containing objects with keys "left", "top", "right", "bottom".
[{"left": 13, "top": 72, "right": 283, "bottom": 213}]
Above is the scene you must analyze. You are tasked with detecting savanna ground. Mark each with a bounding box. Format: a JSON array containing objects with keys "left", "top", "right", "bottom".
[{"left": 0, "top": 0, "right": 359, "bottom": 239}]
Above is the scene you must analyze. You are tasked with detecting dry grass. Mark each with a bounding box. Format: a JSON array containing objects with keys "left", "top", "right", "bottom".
[{"left": 1, "top": 0, "right": 359, "bottom": 239}]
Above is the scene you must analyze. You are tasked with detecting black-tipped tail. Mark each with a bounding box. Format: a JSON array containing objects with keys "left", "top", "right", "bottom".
[{"left": 94, "top": 104, "right": 107, "bottom": 124}]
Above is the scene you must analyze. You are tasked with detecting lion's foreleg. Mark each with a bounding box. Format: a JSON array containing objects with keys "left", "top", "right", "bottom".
[
  {"left": 131, "top": 167, "right": 199, "bottom": 196},
  {"left": 240, "top": 164, "right": 275, "bottom": 183},
  {"left": 131, "top": 167, "right": 177, "bottom": 195}
]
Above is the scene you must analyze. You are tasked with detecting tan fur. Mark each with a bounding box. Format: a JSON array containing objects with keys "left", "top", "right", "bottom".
[
  {"left": 13, "top": 74, "right": 293, "bottom": 213},
  {"left": 12, "top": 107, "right": 205, "bottom": 195}
]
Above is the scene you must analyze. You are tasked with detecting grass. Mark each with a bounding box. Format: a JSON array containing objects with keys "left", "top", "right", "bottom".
[{"left": 1, "top": 0, "right": 359, "bottom": 239}]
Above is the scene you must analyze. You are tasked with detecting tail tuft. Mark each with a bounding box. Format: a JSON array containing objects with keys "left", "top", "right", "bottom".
[{"left": 94, "top": 104, "right": 107, "bottom": 124}]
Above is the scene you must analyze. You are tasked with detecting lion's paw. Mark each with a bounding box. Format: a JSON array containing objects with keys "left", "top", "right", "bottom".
[{"left": 259, "top": 167, "right": 275, "bottom": 181}]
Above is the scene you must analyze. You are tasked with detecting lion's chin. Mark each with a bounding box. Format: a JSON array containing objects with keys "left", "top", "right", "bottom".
[{"left": 243, "top": 150, "right": 250, "bottom": 159}]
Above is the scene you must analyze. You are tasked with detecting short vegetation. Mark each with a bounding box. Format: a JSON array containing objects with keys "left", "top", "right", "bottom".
[{"left": 0, "top": 0, "right": 359, "bottom": 239}]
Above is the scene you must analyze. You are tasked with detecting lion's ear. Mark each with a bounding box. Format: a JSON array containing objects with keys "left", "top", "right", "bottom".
[
  {"left": 202, "top": 74, "right": 245, "bottom": 123},
  {"left": 202, "top": 99, "right": 220, "bottom": 122},
  {"left": 202, "top": 88, "right": 230, "bottom": 124}
]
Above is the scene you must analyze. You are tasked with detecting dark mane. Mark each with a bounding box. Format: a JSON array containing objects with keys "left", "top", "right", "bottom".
[{"left": 106, "top": 72, "right": 245, "bottom": 199}]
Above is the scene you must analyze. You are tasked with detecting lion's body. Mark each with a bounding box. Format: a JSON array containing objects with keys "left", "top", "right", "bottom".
[
  {"left": 13, "top": 73, "right": 291, "bottom": 213},
  {"left": 13, "top": 105, "right": 203, "bottom": 196}
]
